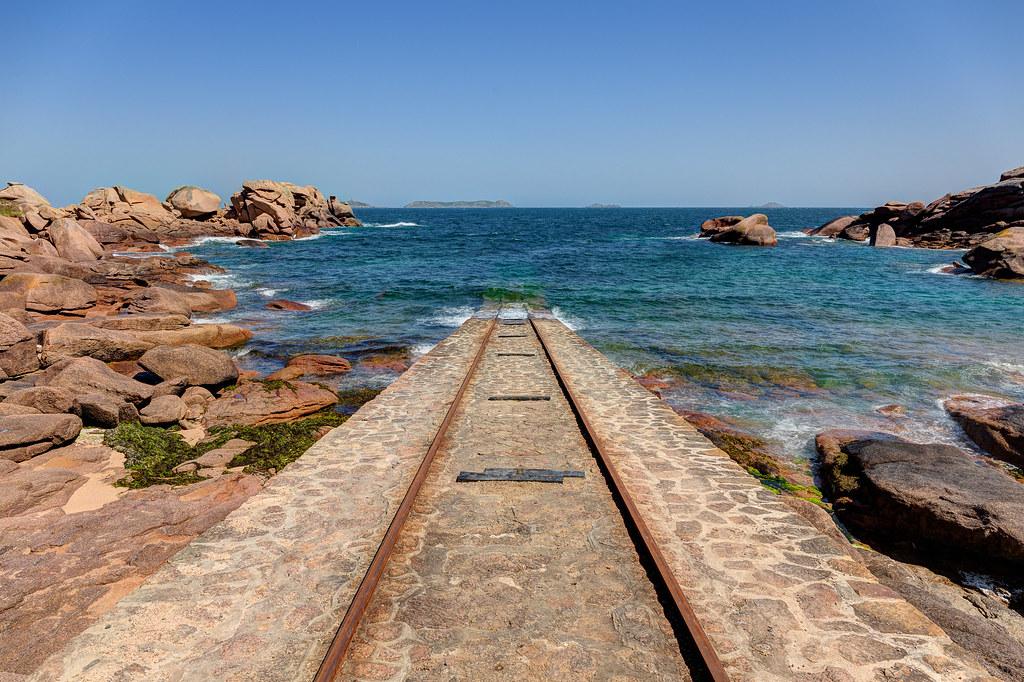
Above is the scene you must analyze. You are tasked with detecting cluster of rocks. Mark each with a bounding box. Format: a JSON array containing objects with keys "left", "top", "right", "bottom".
[
  {"left": 697, "top": 213, "right": 777, "bottom": 246},
  {"left": 806, "top": 165, "right": 1024, "bottom": 278}
]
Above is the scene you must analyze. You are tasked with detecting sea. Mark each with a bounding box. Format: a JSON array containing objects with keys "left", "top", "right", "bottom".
[{"left": 177, "top": 207, "right": 1024, "bottom": 464}]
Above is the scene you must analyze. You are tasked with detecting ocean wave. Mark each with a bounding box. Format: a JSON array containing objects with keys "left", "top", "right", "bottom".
[
  {"left": 166, "top": 235, "right": 250, "bottom": 250},
  {"left": 301, "top": 299, "right": 332, "bottom": 310},
  {"left": 292, "top": 232, "right": 326, "bottom": 241},
  {"left": 193, "top": 316, "right": 234, "bottom": 325},
  {"left": 365, "top": 221, "right": 419, "bottom": 228},
  {"left": 423, "top": 305, "right": 476, "bottom": 327},
  {"left": 411, "top": 342, "right": 437, "bottom": 357},
  {"left": 186, "top": 272, "right": 252, "bottom": 288},
  {"left": 255, "top": 287, "right": 283, "bottom": 298},
  {"left": 778, "top": 231, "right": 811, "bottom": 239}
]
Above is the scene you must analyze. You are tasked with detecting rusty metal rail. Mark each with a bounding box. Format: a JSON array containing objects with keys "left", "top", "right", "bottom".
[
  {"left": 530, "top": 317, "right": 731, "bottom": 682},
  {"left": 313, "top": 318, "right": 497, "bottom": 682}
]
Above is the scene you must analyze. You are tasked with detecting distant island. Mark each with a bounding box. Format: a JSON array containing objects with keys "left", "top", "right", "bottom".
[
  {"left": 586, "top": 203, "right": 622, "bottom": 209},
  {"left": 347, "top": 200, "right": 373, "bottom": 208},
  {"left": 404, "top": 200, "right": 513, "bottom": 208},
  {"left": 754, "top": 202, "right": 786, "bottom": 209}
]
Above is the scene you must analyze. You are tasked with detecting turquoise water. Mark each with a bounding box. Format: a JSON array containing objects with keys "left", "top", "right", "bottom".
[{"left": 181, "top": 208, "right": 1024, "bottom": 461}]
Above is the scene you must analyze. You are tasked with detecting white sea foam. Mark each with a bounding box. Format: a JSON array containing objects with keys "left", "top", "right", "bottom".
[
  {"left": 186, "top": 272, "right": 251, "bottom": 287},
  {"left": 192, "top": 316, "right": 234, "bottom": 325},
  {"left": 424, "top": 305, "right": 476, "bottom": 327},
  {"left": 301, "top": 299, "right": 332, "bottom": 310},
  {"left": 292, "top": 232, "right": 326, "bottom": 241},
  {"left": 256, "top": 287, "right": 282, "bottom": 298},
  {"left": 778, "top": 231, "right": 811, "bottom": 239},
  {"left": 550, "top": 307, "right": 584, "bottom": 331},
  {"left": 411, "top": 342, "right": 437, "bottom": 357},
  {"left": 365, "top": 221, "right": 419, "bottom": 228}
]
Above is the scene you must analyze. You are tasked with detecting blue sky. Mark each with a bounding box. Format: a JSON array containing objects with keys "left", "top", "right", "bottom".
[{"left": 2, "top": 1, "right": 1022, "bottom": 207}]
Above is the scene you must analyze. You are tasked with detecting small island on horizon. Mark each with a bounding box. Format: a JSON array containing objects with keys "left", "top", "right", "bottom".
[
  {"left": 753, "top": 202, "right": 786, "bottom": 209},
  {"left": 404, "top": 200, "right": 513, "bottom": 209},
  {"left": 586, "top": 203, "right": 622, "bottom": 209}
]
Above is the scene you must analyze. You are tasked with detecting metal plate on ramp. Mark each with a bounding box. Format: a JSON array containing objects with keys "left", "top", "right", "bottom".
[{"left": 457, "top": 468, "right": 585, "bottom": 483}]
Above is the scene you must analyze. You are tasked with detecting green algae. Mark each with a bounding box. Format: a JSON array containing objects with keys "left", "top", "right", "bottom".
[
  {"left": 0, "top": 200, "right": 21, "bottom": 218},
  {"left": 106, "top": 410, "right": 348, "bottom": 487},
  {"left": 335, "top": 386, "right": 383, "bottom": 415}
]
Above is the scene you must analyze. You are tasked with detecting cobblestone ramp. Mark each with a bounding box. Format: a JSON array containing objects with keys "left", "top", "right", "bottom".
[
  {"left": 532, "top": 319, "right": 993, "bottom": 682},
  {"left": 29, "top": 320, "right": 494, "bottom": 682},
  {"left": 339, "top": 320, "right": 692, "bottom": 680}
]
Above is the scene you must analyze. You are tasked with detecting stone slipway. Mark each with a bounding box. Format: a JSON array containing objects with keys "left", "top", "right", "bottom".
[
  {"left": 32, "top": 317, "right": 995, "bottom": 681},
  {"left": 30, "top": 319, "right": 494, "bottom": 681},
  {"left": 532, "top": 318, "right": 993, "bottom": 682}
]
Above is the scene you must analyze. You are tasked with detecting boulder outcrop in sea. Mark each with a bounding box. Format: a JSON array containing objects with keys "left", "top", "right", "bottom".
[
  {"left": 702, "top": 213, "right": 777, "bottom": 246},
  {"left": 810, "top": 166, "right": 1024, "bottom": 272}
]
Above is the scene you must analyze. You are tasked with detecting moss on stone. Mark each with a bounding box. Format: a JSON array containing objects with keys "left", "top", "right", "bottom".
[
  {"left": 106, "top": 410, "right": 348, "bottom": 487},
  {"left": 0, "top": 200, "right": 22, "bottom": 218}
]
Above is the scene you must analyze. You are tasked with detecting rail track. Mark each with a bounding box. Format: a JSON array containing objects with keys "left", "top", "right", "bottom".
[{"left": 314, "top": 310, "right": 728, "bottom": 682}]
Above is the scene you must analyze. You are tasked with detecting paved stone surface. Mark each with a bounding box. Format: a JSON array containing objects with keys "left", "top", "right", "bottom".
[
  {"left": 531, "top": 318, "right": 994, "bottom": 682},
  {"left": 340, "top": 319, "right": 692, "bottom": 680},
  {"left": 30, "top": 320, "right": 493, "bottom": 682}
]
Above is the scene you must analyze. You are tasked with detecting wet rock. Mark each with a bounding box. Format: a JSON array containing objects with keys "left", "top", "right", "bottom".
[
  {"left": 0, "top": 413, "right": 82, "bottom": 462},
  {"left": 945, "top": 395, "right": 1024, "bottom": 468},
  {"left": 139, "top": 394, "right": 187, "bottom": 426},
  {"left": 40, "top": 322, "right": 154, "bottom": 365},
  {"left": 265, "top": 299, "right": 312, "bottom": 311},
  {"left": 875, "top": 404, "right": 907, "bottom": 418},
  {"left": 44, "top": 356, "right": 154, "bottom": 405},
  {"left": 165, "top": 186, "right": 221, "bottom": 219},
  {"left": 807, "top": 215, "right": 857, "bottom": 237},
  {"left": 138, "top": 344, "right": 239, "bottom": 388},
  {"left": 203, "top": 380, "right": 337, "bottom": 427},
  {"left": 698, "top": 215, "right": 743, "bottom": 238},
  {"left": 870, "top": 223, "right": 897, "bottom": 247},
  {"left": 0, "top": 272, "right": 96, "bottom": 314},
  {"left": 47, "top": 217, "right": 105, "bottom": 262},
  {"left": 708, "top": 213, "right": 777, "bottom": 246},
  {"left": 118, "top": 286, "right": 192, "bottom": 318},
  {"left": 5, "top": 386, "right": 76, "bottom": 414},
  {"left": 267, "top": 354, "right": 352, "bottom": 381},
  {"left": 0, "top": 312, "right": 40, "bottom": 377},
  {"left": 73, "top": 392, "right": 139, "bottom": 427},
  {"left": 236, "top": 239, "right": 268, "bottom": 248},
  {"left": 962, "top": 226, "right": 1024, "bottom": 279},
  {"left": 816, "top": 430, "right": 1024, "bottom": 571}
]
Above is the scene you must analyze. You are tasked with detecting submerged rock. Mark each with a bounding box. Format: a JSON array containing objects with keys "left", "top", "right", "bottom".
[
  {"left": 707, "top": 213, "right": 777, "bottom": 246},
  {"left": 816, "top": 429, "right": 1024, "bottom": 572},
  {"left": 265, "top": 298, "right": 312, "bottom": 311},
  {"left": 945, "top": 395, "right": 1024, "bottom": 467}
]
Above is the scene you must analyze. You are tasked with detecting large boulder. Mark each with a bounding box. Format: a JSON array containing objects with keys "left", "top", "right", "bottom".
[
  {"left": 44, "top": 356, "right": 154, "bottom": 405},
  {"left": 816, "top": 430, "right": 1024, "bottom": 571},
  {"left": 5, "top": 386, "right": 76, "bottom": 414},
  {"left": 131, "top": 323, "right": 252, "bottom": 349},
  {"left": 91, "top": 313, "right": 191, "bottom": 332},
  {"left": 73, "top": 392, "right": 139, "bottom": 427},
  {"left": 0, "top": 413, "right": 82, "bottom": 462},
  {"left": 166, "top": 186, "right": 221, "bottom": 219},
  {"left": 138, "top": 344, "right": 238, "bottom": 389},
  {"left": 697, "top": 216, "right": 743, "bottom": 238},
  {"left": 0, "top": 183, "right": 57, "bottom": 232},
  {"left": 807, "top": 215, "right": 857, "bottom": 237},
  {"left": 945, "top": 395, "right": 1024, "bottom": 468},
  {"left": 39, "top": 323, "right": 154, "bottom": 365},
  {"left": 0, "top": 312, "right": 39, "bottom": 377},
  {"left": 0, "top": 272, "right": 96, "bottom": 314},
  {"left": 46, "top": 218, "right": 104, "bottom": 262},
  {"left": 962, "top": 226, "right": 1024, "bottom": 279},
  {"left": 869, "top": 223, "right": 897, "bottom": 247},
  {"left": 118, "top": 287, "right": 192, "bottom": 318},
  {"left": 708, "top": 213, "right": 777, "bottom": 246},
  {"left": 203, "top": 380, "right": 337, "bottom": 427},
  {"left": 139, "top": 394, "right": 187, "bottom": 426}
]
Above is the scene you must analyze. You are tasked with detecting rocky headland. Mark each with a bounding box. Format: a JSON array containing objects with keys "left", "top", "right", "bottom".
[
  {"left": 805, "top": 165, "right": 1024, "bottom": 278},
  {"left": 0, "top": 178, "right": 376, "bottom": 675}
]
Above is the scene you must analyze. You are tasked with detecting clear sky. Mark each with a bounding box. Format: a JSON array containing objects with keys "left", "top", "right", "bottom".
[{"left": 2, "top": 1, "right": 1022, "bottom": 207}]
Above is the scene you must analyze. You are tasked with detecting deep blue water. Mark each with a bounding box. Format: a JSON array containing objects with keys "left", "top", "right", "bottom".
[{"left": 180, "top": 207, "right": 1024, "bottom": 462}]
